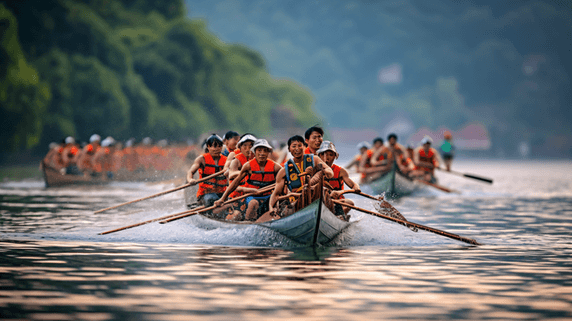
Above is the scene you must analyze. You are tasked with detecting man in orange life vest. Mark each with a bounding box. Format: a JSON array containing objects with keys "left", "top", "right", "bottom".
[
  {"left": 186, "top": 134, "right": 229, "bottom": 209},
  {"left": 371, "top": 133, "right": 407, "bottom": 172},
  {"left": 77, "top": 134, "right": 101, "bottom": 176},
  {"left": 224, "top": 134, "right": 258, "bottom": 221},
  {"left": 304, "top": 126, "right": 324, "bottom": 155},
  {"left": 318, "top": 141, "right": 360, "bottom": 218},
  {"left": 345, "top": 141, "right": 370, "bottom": 171},
  {"left": 358, "top": 137, "right": 384, "bottom": 183},
  {"left": 215, "top": 139, "right": 282, "bottom": 221},
  {"left": 264, "top": 135, "right": 334, "bottom": 222},
  {"left": 413, "top": 136, "right": 441, "bottom": 183}
]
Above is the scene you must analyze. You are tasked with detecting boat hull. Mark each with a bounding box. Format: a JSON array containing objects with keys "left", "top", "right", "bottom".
[
  {"left": 192, "top": 199, "right": 353, "bottom": 247},
  {"left": 367, "top": 166, "right": 419, "bottom": 199}
]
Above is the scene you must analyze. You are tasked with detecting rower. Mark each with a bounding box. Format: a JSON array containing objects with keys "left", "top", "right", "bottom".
[
  {"left": 60, "top": 136, "right": 81, "bottom": 175},
  {"left": 223, "top": 133, "right": 254, "bottom": 172},
  {"left": 225, "top": 134, "right": 257, "bottom": 221},
  {"left": 92, "top": 137, "right": 116, "bottom": 179},
  {"left": 345, "top": 141, "right": 370, "bottom": 171},
  {"left": 317, "top": 141, "right": 360, "bottom": 219},
  {"left": 222, "top": 131, "right": 239, "bottom": 157},
  {"left": 304, "top": 126, "right": 324, "bottom": 155},
  {"left": 439, "top": 131, "right": 455, "bottom": 171},
  {"left": 77, "top": 134, "right": 101, "bottom": 176},
  {"left": 214, "top": 139, "right": 282, "bottom": 221},
  {"left": 263, "top": 135, "right": 334, "bottom": 222},
  {"left": 413, "top": 136, "right": 441, "bottom": 183},
  {"left": 372, "top": 133, "right": 406, "bottom": 171},
  {"left": 186, "top": 134, "right": 229, "bottom": 213},
  {"left": 358, "top": 137, "right": 384, "bottom": 183}
]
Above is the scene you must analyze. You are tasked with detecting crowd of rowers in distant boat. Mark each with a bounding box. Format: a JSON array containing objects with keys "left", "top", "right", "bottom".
[{"left": 41, "top": 126, "right": 455, "bottom": 223}]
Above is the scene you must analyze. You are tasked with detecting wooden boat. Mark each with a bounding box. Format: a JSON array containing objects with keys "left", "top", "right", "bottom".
[
  {"left": 367, "top": 165, "right": 419, "bottom": 199},
  {"left": 42, "top": 164, "right": 186, "bottom": 188},
  {"left": 191, "top": 196, "right": 354, "bottom": 247}
]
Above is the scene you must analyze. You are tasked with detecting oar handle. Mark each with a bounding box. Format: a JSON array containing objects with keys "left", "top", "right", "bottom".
[
  {"left": 94, "top": 169, "right": 227, "bottom": 214},
  {"left": 413, "top": 179, "right": 455, "bottom": 193},
  {"left": 333, "top": 200, "right": 480, "bottom": 245},
  {"left": 159, "top": 183, "right": 276, "bottom": 223}
]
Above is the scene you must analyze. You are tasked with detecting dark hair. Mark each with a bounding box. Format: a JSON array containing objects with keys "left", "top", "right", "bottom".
[
  {"left": 304, "top": 126, "right": 324, "bottom": 140},
  {"left": 287, "top": 135, "right": 305, "bottom": 147},
  {"left": 223, "top": 131, "right": 239, "bottom": 141},
  {"left": 373, "top": 137, "right": 383, "bottom": 144},
  {"left": 206, "top": 134, "right": 223, "bottom": 147},
  {"left": 387, "top": 133, "right": 397, "bottom": 141}
]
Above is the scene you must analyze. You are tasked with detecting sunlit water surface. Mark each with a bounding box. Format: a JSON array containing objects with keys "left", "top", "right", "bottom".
[{"left": 1, "top": 160, "right": 571, "bottom": 320}]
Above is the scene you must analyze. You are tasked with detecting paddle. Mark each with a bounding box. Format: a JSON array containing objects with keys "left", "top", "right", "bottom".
[
  {"left": 159, "top": 183, "right": 276, "bottom": 224},
  {"left": 436, "top": 167, "right": 493, "bottom": 184},
  {"left": 413, "top": 178, "right": 455, "bottom": 193},
  {"left": 94, "top": 169, "right": 226, "bottom": 214},
  {"left": 331, "top": 200, "right": 480, "bottom": 245},
  {"left": 338, "top": 189, "right": 412, "bottom": 225},
  {"left": 98, "top": 183, "right": 276, "bottom": 235}
]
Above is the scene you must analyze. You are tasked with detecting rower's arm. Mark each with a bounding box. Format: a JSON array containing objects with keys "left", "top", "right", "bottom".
[
  {"left": 228, "top": 158, "right": 241, "bottom": 180},
  {"left": 216, "top": 163, "right": 250, "bottom": 204},
  {"left": 186, "top": 156, "right": 203, "bottom": 182},
  {"left": 370, "top": 149, "right": 383, "bottom": 166},
  {"left": 269, "top": 168, "right": 286, "bottom": 211},
  {"left": 315, "top": 157, "right": 334, "bottom": 178},
  {"left": 340, "top": 167, "right": 360, "bottom": 192},
  {"left": 223, "top": 152, "right": 236, "bottom": 175}
]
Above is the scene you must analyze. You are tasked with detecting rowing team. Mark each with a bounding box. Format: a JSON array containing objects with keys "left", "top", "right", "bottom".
[
  {"left": 185, "top": 126, "right": 446, "bottom": 223},
  {"left": 41, "top": 135, "right": 198, "bottom": 178},
  {"left": 347, "top": 132, "right": 451, "bottom": 185}
]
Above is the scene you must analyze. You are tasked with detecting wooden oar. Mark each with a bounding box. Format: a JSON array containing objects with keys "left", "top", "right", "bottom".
[
  {"left": 413, "top": 178, "right": 455, "bottom": 193},
  {"left": 94, "top": 169, "right": 226, "bottom": 214},
  {"left": 98, "top": 183, "right": 276, "bottom": 235},
  {"left": 338, "top": 189, "right": 411, "bottom": 224},
  {"left": 436, "top": 167, "right": 493, "bottom": 184},
  {"left": 332, "top": 200, "right": 480, "bottom": 245},
  {"left": 159, "top": 183, "right": 276, "bottom": 224}
]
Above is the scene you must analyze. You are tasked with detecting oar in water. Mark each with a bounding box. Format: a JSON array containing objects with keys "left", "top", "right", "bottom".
[
  {"left": 436, "top": 167, "right": 493, "bottom": 184},
  {"left": 338, "top": 189, "right": 412, "bottom": 225},
  {"left": 331, "top": 199, "right": 480, "bottom": 245},
  {"left": 94, "top": 169, "right": 226, "bottom": 214},
  {"left": 159, "top": 183, "right": 277, "bottom": 224},
  {"left": 98, "top": 183, "right": 276, "bottom": 235}
]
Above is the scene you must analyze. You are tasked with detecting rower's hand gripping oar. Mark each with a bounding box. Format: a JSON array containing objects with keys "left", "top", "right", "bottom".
[
  {"left": 98, "top": 183, "right": 276, "bottom": 235},
  {"left": 436, "top": 167, "right": 493, "bottom": 184},
  {"left": 94, "top": 169, "right": 227, "bottom": 214},
  {"left": 331, "top": 199, "right": 480, "bottom": 245}
]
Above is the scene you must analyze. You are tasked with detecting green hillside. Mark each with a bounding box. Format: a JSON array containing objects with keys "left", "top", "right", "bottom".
[{"left": 0, "top": 0, "right": 317, "bottom": 153}]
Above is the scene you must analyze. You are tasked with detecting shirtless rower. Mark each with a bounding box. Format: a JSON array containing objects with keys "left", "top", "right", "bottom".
[
  {"left": 317, "top": 141, "right": 360, "bottom": 218},
  {"left": 304, "top": 126, "right": 324, "bottom": 155},
  {"left": 186, "top": 134, "right": 229, "bottom": 213},
  {"left": 413, "top": 136, "right": 442, "bottom": 183},
  {"left": 214, "top": 139, "right": 282, "bottom": 221},
  {"left": 262, "top": 135, "right": 334, "bottom": 223}
]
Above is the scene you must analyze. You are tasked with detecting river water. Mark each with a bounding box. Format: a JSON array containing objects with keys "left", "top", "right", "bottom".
[{"left": 1, "top": 160, "right": 571, "bottom": 320}]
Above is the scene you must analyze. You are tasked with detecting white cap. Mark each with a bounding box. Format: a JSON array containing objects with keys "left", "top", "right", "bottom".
[
  {"left": 421, "top": 136, "right": 433, "bottom": 145},
  {"left": 357, "top": 141, "right": 371, "bottom": 150},
  {"left": 157, "top": 139, "right": 168, "bottom": 147},
  {"left": 65, "top": 136, "right": 75, "bottom": 144},
  {"left": 142, "top": 137, "right": 152, "bottom": 145},
  {"left": 49, "top": 142, "right": 59, "bottom": 149},
  {"left": 101, "top": 137, "right": 115, "bottom": 147},
  {"left": 317, "top": 141, "right": 339, "bottom": 159},
  {"left": 238, "top": 134, "right": 257, "bottom": 148},
  {"left": 89, "top": 134, "right": 101, "bottom": 143},
  {"left": 251, "top": 139, "right": 273, "bottom": 152}
]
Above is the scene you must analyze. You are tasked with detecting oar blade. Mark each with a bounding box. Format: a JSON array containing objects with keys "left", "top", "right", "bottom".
[{"left": 463, "top": 173, "right": 493, "bottom": 184}]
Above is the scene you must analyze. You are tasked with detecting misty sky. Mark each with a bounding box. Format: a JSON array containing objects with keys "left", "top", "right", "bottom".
[{"left": 185, "top": 0, "right": 572, "bottom": 146}]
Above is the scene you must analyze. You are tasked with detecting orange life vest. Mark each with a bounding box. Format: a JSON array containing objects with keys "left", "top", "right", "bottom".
[
  {"left": 325, "top": 164, "right": 344, "bottom": 191},
  {"left": 244, "top": 159, "right": 276, "bottom": 196},
  {"left": 304, "top": 146, "right": 316, "bottom": 155},
  {"left": 197, "top": 153, "right": 228, "bottom": 198},
  {"left": 229, "top": 152, "right": 250, "bottom": 198},
  {"left": 360, "top": 149, "right": 374, "bottom": 180},
  {"left": 416, "top": 148, "right": 436, "bottom": 172}
]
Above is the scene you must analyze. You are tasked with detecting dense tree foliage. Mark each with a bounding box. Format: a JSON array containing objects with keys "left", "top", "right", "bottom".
[{"left": 0, "top": 0, "right": 317, "bottom": 153}]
